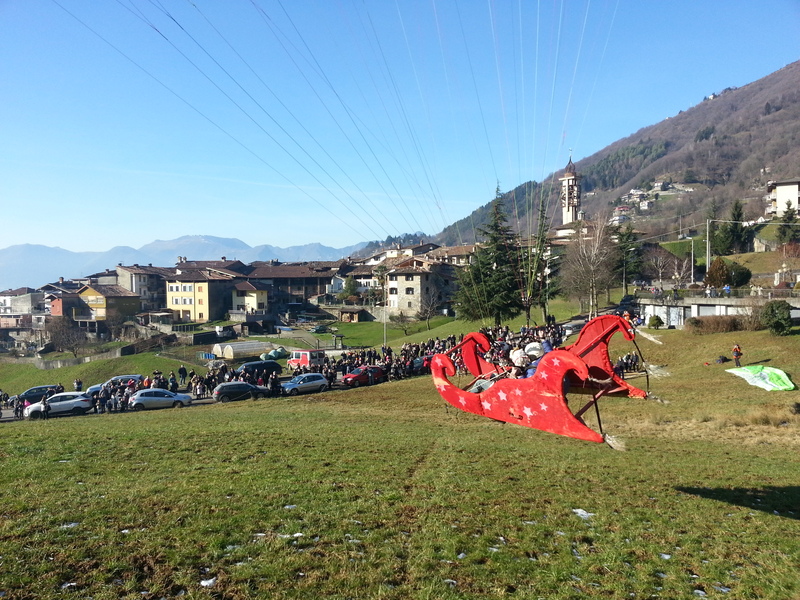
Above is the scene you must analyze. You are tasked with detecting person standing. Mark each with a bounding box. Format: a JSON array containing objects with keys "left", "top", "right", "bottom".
[
  {"left": 732, "top": 344, "right": 743, "bottom": 368},
  {"left": 178, "top": 365, "right": 187, "bottom": 387}
]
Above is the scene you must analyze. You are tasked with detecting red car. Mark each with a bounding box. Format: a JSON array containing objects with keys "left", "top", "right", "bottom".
[{"left": 342, "top": 365, "right": 387, "bottom": 387}]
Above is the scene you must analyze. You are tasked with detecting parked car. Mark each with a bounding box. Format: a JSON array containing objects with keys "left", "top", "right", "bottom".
[
  {"left": 281, "top": 373, "right": 329, "bottom": 395},
  {"left": 86, "top": 375, "right": 144, "bottom": 399},
  {"left": 129, "top": 389, "right": 193, "bottom": 411},
  {"left": 342, "top": 365, "right": 387, "bottom": 387},
  {"left": 24, "top": 392, "right": 93, "bottom": 419},
  {"left": 309, "top": 325, "right": 328, "bottom": 334},
  {"left": 212, "top": 382, "right": 270, "bottom": 403},
  {"left": 234, "top": 360, "right": 283, "bottom": 378},
  {"left": 563, "top": 323, "right": 585, "bottom": 337},
  {"left": 10, "top": 385, "right": 58, "bottom": 407},
  {"left": 411, "top": 355, "right": 435, "bottom": 375}
]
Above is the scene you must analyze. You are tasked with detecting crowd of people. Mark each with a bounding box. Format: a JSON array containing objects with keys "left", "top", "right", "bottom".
[
  {"left": 3, "top": 312, "right": 653, "bottom": 419},
  {"left": 188, "top": 365, "right": 284, "bottom": 398},
  {"left": 95, "top": 378, "right": 140, "bottom": 413},
  {"left": 283, "top": 335, "right": 463, "bottom": 383}
]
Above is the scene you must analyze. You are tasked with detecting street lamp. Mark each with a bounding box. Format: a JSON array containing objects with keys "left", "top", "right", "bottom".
[{"left": 622, "top": 247, "right": 637, "bottom": 296}]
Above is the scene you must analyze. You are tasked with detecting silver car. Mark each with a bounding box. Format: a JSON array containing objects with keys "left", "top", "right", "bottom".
[
  {"left": 281, "top": 373, "right": 329, "bottom": 396},
  {"left": 129, "top": 389, "right": 192, "bottom": 410},
  {"left": 24, "top": 392, "right": 93, "bottom": 419}
]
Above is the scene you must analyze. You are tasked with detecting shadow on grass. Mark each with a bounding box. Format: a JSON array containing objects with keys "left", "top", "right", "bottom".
[
  {"left": 676, "top": 486, "right": 800, "bottom": 519},
  {"left": 745, "top": 359, "right": 772, "bottom": 365}
]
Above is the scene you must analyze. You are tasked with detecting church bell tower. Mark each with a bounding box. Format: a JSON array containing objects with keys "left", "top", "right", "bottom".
[{"left": 559, "top": 156, "right": 582, "bottom": 225}]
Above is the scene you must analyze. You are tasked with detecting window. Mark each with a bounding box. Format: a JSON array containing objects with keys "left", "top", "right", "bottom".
[
  {"left": 182, "top": 298, "right": 193, "bottom": 305},
  {"left": 237, "top": 290, "right": 247, "bottom": 297},
  {"left": 182, "top": 284, "right": 193, "bottom": 292},
  {"left": 408, "top": 302, "right": 412, "bottom": 308},
  {"left": 389, "top": 275, "right": 397, "bottom": 281},
  {"left": 405, "top": 288, "right": 414, "bottom": 295},
  {"left": 389, "top": 288, "right": 398, "bottom": 295},
  {"left": 198, "top": 299, "right": 204, "bottom": 305},
  {"left": 168, "top": 284, "right": 179, "bottom": 292},
  {"left": 198, "top": 286, "right": 203, "bottom": 292},
  {"left": 172, "top": 298, "right": 179, "bottom": 305},
  {"left": 405, "top": 275, "right": 414, "bottom": 281},
  {"left": 198, "top": 313, "right": 204, "bottom": 319}
]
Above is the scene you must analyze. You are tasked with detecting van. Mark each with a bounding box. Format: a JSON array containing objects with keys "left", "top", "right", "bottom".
[
  {"left": 234, "top": 360, "right": 282, "bottom": 378},
  {"left": 287, "top": 350, "right": 327, "bottom": 370}
]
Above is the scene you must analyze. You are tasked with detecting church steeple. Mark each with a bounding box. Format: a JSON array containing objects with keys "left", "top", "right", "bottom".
[{"left": 559, "top": 152, "right": 581, "bottom": 225}]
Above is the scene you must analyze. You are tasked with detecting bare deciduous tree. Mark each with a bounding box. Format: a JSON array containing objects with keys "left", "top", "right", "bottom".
[
  {"left": 389, "top": 311, "right": 413, "bottom": 336},
  {"left": 561, "top": 215, "right": 619, "bottom": 319},
  {"left": 642, "top": 246, "right": 673, "bottom": 285},
  {"left": 672, "top": 256, "right": 694, "bottom": 287},
  {"left": 416, "top": 295, "right": 440, "bottom": 330},
  {"left": 46, "top": 316, "right": 86, "bottom": 358}
]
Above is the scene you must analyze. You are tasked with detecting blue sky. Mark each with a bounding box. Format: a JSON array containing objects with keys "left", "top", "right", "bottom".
[{"left": 2, "top": 0, "right": 799, "bottom": 252}]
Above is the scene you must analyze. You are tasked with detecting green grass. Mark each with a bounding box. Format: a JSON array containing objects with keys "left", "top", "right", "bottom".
[
  {"left": 727, "top": 250, "right": 800, "bottom": 276},
  {"left": 0, "top": 353, "right": 190, "bottom": 397},
  {"left": 1, "top": 326, "right": 799, "bottom": 598}
]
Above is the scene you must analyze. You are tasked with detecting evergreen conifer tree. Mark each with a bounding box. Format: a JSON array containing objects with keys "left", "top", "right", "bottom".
[
  {"left": 455, "top": 195, "right": 522, "bottom": 325},
  {"left": 777, "top": 202, "right": 799, "bottom": 244}
]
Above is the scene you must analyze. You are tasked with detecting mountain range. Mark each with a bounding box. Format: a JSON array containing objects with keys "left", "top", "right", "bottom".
[{"left": 0, "top": 236, "right": 366, "bottom": 291}]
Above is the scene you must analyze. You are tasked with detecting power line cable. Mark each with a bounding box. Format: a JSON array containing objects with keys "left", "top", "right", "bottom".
[{"left": 50, "top": 0, "right": 373, "bottom": 242}]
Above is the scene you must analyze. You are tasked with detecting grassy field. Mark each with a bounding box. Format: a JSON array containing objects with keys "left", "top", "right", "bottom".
[
  {"left": 1, "top": 326, "right": 799, "bottom": 599},
  {"left": 727, "top": 250, "right": 800, "bottom": 277}
]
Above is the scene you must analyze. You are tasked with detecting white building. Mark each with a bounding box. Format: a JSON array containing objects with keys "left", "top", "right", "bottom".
[{"left": 767, "top": 179, "right": 800, "bottom": 216}]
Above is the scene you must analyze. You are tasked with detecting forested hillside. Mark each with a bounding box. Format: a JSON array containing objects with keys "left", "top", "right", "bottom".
[{"left": 435, "top": 60, "right": 800, "bottom": 245}]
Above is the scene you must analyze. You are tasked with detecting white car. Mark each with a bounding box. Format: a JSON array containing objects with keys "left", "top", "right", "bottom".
[
  {"left": 24, "top": 392, "right": 93, "bottom": 420},
  {"left": 129, "top": 389, "right": 192, "bottom": 410}
]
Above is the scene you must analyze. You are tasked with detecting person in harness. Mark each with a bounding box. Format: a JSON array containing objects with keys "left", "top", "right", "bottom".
[{"left": 732, "top": 344, "right": 743, "bottom": 368}]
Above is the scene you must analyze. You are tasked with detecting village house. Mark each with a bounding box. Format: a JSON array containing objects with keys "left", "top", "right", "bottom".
[
  {"left": 115, "top": 264, "right": 175, "bottom": 311},
  {"left": 231, "top": 280, "right": 270, "bottom": 317},
  {"left": 359, "top": 242, "right": 441, "bottom": 265},
  {"left": 245, "top": 261, "right": 344, "bottom": 308},
  {"left": 423, "top": 244, "right": 479, "bottom": 266},
  {"left": 332, "top": 263, "right": 384, "bottom": 297},
  {"left": 0, "top": 287, "right": 47, "bottom": 348},
  {"left": 165, "top": 269, "right": 237, "bottom": 323},
  {"left": 74, "top": 284, "right": 140, "bottom": 333},
  {"left": 386, "top": 257, "right": 456, "bottom": 316},
  {"left": 48, "top": 293, "right": 83, "bottom": 319},
  {"left": 766, "top": 178, "right": 800, "bottom": 216}
]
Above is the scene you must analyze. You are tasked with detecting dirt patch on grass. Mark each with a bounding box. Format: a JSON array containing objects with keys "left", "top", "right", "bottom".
[{"left": 612, "top": 414, "right": 800, "bottom": 447}]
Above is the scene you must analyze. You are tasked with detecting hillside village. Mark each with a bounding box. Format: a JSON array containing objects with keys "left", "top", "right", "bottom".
[
  {"left": 0, "top": 242, "right": 474, "bottom": 352},
  {"left": 2, "top": 160, "right": 800, "bottom": 355}
]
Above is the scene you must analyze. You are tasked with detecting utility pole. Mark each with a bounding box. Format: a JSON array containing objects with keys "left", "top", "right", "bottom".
[{"left": 706, "top": 219, "right": 711, "bottom": 274}]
